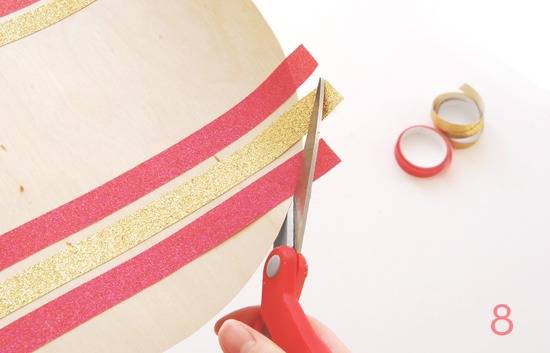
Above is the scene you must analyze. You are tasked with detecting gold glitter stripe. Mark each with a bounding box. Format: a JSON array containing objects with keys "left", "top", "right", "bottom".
[
  {"left": 0, "top": 0, "right": 97, "bottom": 48},
  {"left": 0, "top": 82, "right": 343, "bottom": 319},
  {"left": 431, "top": 84, "right": 485, "bottom": 149}
]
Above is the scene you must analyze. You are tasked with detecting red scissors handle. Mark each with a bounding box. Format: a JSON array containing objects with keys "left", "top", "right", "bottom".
[{"left": 258, "top": 246, "right": 332, "bottom": 353}]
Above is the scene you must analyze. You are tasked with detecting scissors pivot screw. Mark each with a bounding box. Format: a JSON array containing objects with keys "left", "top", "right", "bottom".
[{"left": 266, "top": 255, "right": 281, "bottom": 278}]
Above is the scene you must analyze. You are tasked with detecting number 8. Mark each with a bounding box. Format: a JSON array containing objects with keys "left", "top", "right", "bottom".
[{"left": 491, "top": 304, "right": 513, "bottom": 336}]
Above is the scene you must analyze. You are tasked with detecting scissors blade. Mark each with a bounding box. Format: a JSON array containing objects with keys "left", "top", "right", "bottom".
[
  {"left": 292, "top": 78, "right": 324, "bottom": 253},
  {"left": 273, "top": 200, "right": 295, "bottom": 248}
]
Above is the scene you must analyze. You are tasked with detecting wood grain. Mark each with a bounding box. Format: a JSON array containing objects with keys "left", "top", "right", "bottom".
[{"left": 0, "top": 0, "right": 295, "bottom": 351}]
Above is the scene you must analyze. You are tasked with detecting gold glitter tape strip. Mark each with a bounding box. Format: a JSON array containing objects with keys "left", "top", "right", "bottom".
[
  {"left": 431, "top": 84, "right": 485, "bottom": 149},
  {"left": 0, "top": 0, "right": 97, "bottom": 48},
  {"left": 0, "top": 82, "right": 343, "bottom": 319}
]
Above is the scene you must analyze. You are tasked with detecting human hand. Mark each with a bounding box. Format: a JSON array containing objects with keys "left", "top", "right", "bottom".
[{"left": 215, "top": 306, "right": 350, "bottom": 353}]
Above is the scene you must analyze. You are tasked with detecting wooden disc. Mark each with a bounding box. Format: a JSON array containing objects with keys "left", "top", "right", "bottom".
[{"left": 0, "top": 0, "right": 294, "bottom": 351}]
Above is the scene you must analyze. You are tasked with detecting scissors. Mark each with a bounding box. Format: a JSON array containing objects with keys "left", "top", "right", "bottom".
[{"left": 216, "top": 78, "right": 332, "bottom": 353}]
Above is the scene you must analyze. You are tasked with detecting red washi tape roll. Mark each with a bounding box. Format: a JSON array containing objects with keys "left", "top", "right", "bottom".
[{"left": 395, "top": 125, "right": 452, "bottom": 177}]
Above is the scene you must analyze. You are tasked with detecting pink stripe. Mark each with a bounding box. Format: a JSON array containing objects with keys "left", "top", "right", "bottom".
[
  {"left": 0, "top": 0, "right": 40, "bottom": 17},
  {"left": 0, "top": 140, "right": 340, "bottom": 353},
  {"left": 0, "top": 46, "right": 317, "bottom": 271}
]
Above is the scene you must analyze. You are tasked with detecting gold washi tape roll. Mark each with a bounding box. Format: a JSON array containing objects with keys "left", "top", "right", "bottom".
[
  {"left": 431, "top": 84, "right": 485, "bottom": 149},
  {"left": 0, "top": 0, "right": 97, "bottom": 48},
  {"left": 0, "top": 82, "right": 343, "bottom": 319}
]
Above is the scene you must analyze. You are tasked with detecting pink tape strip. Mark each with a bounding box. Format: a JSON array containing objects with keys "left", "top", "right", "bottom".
[
  {"left": 0, "top": 46, "right": 317, "bottom": 271},
  {"left": 0, "top": 0, "right": 39, "bottom": 17},
  {"left": 0, "top": 140, "right": 340, "bottom": 353}
]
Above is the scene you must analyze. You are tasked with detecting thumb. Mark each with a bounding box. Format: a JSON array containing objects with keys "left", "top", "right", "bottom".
[{"left": 218, "top": 319, "right": 285, "bottom": 353}]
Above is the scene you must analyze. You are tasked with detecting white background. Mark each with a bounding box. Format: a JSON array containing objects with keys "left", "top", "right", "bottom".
[{"left": 172, "top": 1, "right": 550, "bottom": 352}]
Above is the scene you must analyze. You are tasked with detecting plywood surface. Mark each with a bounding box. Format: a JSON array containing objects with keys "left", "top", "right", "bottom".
[{"left": 0, "top": 1, "right": 294, "bottom": 351}]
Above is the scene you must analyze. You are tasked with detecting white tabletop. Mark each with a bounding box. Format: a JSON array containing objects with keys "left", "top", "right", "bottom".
[{"left": 173, "top": 1, "right": 550, "bottom": 352}]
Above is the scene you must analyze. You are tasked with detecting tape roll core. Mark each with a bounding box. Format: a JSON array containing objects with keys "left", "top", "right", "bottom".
[
  {"left": 431, "top": 84, "right": 485, "bottom": 149},
  {"left": 395, "top": 125, "right": 452, "bottom": 177}
]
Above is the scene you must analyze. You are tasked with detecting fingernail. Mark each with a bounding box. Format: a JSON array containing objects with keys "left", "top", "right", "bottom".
[{"left": 219, "top": 320, "right": 256, "bottom": 353}]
